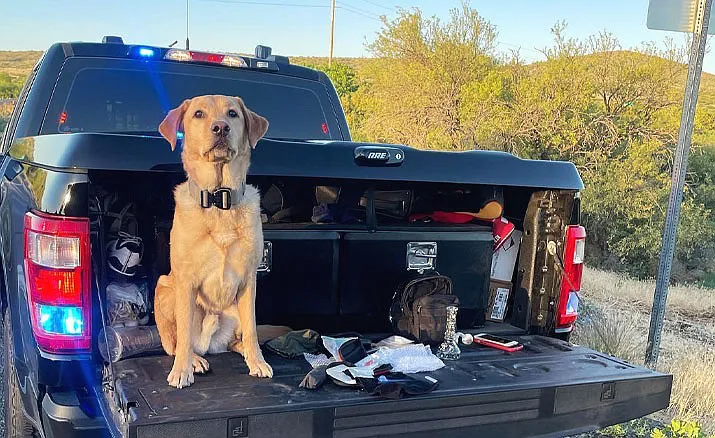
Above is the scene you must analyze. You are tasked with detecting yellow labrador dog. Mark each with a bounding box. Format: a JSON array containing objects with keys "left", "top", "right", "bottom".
[{"left": 155, "top": 95, "right": 272, "bottom": 388}]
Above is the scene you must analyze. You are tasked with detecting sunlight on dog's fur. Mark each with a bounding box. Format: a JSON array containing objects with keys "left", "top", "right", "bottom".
[{"left": 154, "top": 95, "right": 272, "bottom": 389}]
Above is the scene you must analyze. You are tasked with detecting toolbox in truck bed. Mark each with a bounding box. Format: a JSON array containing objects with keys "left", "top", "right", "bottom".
[{"left": 109, "top": 336, "right": 671, "bottom": 438}]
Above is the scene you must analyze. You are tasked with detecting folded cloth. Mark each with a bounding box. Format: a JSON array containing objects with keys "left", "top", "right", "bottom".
[
  {"left": 358, "top": 373, "right": 439, "bottom": 400},
  {"left": 265, "top": 329, "right": 320, "bottom": 359},
  {"left": 299, "top": 365, "right": 329, "bottom": 390}
]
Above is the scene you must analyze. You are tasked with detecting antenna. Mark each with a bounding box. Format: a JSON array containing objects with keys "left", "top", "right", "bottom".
[
  {"left": 169, "top": 40, "right": 178, "bottom": 48},
  {"left": 185, "top": 0, "right": 190, "bottom": 50}
]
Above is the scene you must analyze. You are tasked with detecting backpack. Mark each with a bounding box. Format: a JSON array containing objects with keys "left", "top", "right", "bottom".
[{"left": 389, "top": 274, "right": 459, "bottom": 345}]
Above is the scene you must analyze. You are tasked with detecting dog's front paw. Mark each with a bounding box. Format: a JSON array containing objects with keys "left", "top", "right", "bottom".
[
  {"left": 246, "top": 357, "right": 273, "bottom": 378},
  {"left": 167, "top": 357, "right": 195, "bottom": 388}
]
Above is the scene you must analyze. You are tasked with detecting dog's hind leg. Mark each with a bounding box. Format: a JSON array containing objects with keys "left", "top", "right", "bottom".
[
  {"left": 192, "top": 309, "right": 218, "bottom": 356},
  {"left": 154, "top": 275, "right": 177, "bottom": 356}
]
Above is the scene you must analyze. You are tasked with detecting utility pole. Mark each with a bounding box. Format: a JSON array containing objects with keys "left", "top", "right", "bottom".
[
  {"left": 329, "top": 0, "right": 336, "bottom": 67},
  {"left": 185, "top": 0, "right": 191, "bottom": 50},
  {"left": 645, "top": 0, "right": 712, "bottom": 368}
]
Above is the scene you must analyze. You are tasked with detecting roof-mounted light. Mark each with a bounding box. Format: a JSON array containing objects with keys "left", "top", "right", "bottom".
[
  {"left": 138, "top": 48, "right": 155, "bottom": 57},
  {"left": 128, "top": 46, "right": 158, "bottom": 59}
]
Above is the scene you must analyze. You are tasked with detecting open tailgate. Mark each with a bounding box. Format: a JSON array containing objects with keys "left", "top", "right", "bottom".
[{"left": 105, "top": 336, "right": 670, "bottom": 438}]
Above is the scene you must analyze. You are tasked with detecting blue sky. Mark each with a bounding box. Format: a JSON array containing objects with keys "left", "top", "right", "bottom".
[{"left": 2, "top": 0, "right": 713, "bottom": 72}]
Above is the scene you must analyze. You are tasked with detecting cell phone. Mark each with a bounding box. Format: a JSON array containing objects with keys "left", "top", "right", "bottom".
[{"left": 472, "top": 334, "right": 523, "bottom": 352}]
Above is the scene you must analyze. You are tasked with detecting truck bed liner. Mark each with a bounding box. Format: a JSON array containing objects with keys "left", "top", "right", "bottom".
[{"left": 110, "top": 336, "right": 670, "bottom": 438}]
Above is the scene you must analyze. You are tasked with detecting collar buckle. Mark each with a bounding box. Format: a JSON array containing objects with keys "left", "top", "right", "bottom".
[{"left": 200, "top": 188, "right": 232, "bottom": 210}]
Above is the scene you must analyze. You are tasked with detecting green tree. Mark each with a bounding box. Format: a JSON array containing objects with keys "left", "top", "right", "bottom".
[
  {"left": 346, "top": 3, "right": 715, "bottom": 280},
  {"left": 0, "top": 72, "right": 23, "bottom": 98},
  {"left": 355, "top": 1, "right": 501, "bottom": 149}
]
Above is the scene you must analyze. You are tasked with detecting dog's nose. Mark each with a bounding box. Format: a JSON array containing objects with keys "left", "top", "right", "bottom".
[{"left": 211, "top": 121, "right": 230, "bottom": 137}]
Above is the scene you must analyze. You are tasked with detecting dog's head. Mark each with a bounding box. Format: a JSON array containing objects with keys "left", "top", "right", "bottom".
[{"left": 159, "top": 95, "right": 269, "bottom": 162}]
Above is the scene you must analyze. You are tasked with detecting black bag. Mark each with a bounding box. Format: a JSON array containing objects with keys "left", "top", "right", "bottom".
[{"left": 389, "top": 274, "right": 458, "bottom": 344}]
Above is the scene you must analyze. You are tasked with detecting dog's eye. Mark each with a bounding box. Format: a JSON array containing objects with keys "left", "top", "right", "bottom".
[
  {"left": 194, "top": 110, "right": 204, "bottom": 119},
  {"left": 228, "top": 109, "right": 238, "bottom": 118}
]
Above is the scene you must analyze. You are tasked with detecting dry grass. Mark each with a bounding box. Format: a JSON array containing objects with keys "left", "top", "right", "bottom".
[
  {"left": 666, "top": 348, "right": 715, "bottom": 423},
  {"left": 572, "top": 303, "right": 646, "bottom": 364},
  {"left": 581, "top": 267, "right": 715, "bottom": 320},
  {"left": 577, "top": 267, "right": 715, "bottom": 433}
]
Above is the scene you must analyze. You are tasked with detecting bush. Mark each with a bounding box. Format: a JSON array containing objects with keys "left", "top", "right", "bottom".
[
  {"left": 652, "top": 419, "right": 714, "bottom": 438},
  {"left": 572, "top": 299, "right": 646, "bottom": 364}
]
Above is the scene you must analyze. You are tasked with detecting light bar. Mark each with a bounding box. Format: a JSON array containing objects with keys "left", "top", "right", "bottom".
[
  {"left": 164, "top": 49, "right": 248, "bottom": 68},
  {"left": 138, "top": 48, "right": 155, "bottom": 57}
]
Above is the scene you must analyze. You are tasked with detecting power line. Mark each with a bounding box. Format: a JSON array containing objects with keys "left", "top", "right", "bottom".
[
  {"left": 200, "top": 0, "right": 382, "bottom": 21},
  {"left": 358, "top": 0, "right": 394, "bottom": 11},
  {"left": 339, "top": 7, "right": 381, "bottom": 21},
  {"left": 336, "top": 2, "right": 380, "bottom": 21},
  {"left": 201, "top": 0, "right": 331, "bottom": 7},
  {"left": 337, "top": 1, "right": 380, "bottom": 19}
]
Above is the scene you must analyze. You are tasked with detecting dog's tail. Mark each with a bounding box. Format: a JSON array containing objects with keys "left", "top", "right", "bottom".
[{"left": 257, "top": 325, "right": 292, "bottom": 344}]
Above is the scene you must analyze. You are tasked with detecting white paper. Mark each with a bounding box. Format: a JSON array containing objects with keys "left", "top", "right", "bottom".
[
  {"left": 490, "top": 230, "right": 522, "bottom": 281},
  {"left": 490, "top": 287, "right": 510, "bottom": 320}
]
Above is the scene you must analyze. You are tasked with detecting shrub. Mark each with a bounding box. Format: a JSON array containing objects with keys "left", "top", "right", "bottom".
[{"left": 652, "top": 419, "right": 714, "bottom": 438}]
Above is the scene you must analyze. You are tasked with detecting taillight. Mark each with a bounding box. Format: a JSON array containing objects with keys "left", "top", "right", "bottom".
[
  {"left": 24, "top": 211, "right": 91, "bottom": 354},
  {"left": 556, "top": 225, "right": 586, "bottom": 333}
]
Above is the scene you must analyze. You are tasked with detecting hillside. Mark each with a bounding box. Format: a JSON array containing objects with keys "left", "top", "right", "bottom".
[
  {"left": 4, "top": 49, "right": 715, "bottom": 102},
  {"left": 0, "top": 51, "right": 42, "bottom": 80}
]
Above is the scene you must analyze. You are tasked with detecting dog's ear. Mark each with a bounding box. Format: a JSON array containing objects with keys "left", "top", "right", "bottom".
[
  {"left": 238, "top": 100, "right": 269, "bottom": 148},
  {"left": 159, "top": 100, "right": 190, "bottom": 151}
]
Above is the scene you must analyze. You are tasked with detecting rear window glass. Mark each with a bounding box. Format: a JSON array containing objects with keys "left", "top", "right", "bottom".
[{"left": 45, "top": 59, "right": 336, "bottom": 140}]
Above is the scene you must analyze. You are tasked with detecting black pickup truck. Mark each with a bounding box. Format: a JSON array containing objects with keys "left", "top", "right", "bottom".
[{"left": 0, "top": 38, "right": 671, "bottom": 438}]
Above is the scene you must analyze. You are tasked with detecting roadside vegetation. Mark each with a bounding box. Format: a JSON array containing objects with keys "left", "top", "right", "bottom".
[{"left": 575, "top": 267, "right": 715, "bottom": 436}]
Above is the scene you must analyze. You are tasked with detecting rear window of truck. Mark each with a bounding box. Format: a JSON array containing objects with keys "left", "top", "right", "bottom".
[{"left": 42, "top": 57, "right": 340, "bottom": 140}]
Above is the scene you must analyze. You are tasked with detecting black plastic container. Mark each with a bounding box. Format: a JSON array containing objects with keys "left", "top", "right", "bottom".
[
  {"left": 256, "top": 230, "right": 339, "bottom": 330},
  {"left": 339, "top": 228, "right": 492, "bottom": 331}
]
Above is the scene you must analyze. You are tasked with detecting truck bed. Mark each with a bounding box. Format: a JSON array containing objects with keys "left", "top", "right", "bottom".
[{"left": 109, "top": 336, "right": 671, "bottom": 438}]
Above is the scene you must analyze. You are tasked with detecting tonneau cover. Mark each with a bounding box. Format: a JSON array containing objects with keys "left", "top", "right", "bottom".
[{"left": 10, "top": 134, "right": 584, "bottom": 190}]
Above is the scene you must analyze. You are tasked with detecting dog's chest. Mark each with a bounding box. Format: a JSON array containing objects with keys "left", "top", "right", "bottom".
[{"left": 209, "top": 227, "right": 240, "bottom": 248}]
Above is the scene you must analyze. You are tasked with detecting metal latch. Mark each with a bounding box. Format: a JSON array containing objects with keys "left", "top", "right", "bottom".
[
  {"left": 406, "top": 242, "right": 437, "bottom": 272},
  {"left": 257, "top": 241, "right": 272, "bottom": 272}
]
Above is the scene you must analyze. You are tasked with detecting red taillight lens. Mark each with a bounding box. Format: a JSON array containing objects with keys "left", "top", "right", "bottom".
[
  {"left": 24, "top": 211, "right": 91, "bottom": 354},
  {"left": 556, "top": 225, "right": 586, "bottom": 332}
]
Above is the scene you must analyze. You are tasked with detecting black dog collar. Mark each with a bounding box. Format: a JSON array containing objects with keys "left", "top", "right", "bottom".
[{"left": 194, "top": 183, "right": 245, "bottom": 210}]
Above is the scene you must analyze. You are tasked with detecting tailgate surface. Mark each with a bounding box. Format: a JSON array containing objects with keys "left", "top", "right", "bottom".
[{"left": 111, "top": 336, "right": 670, "bottom": 438}]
